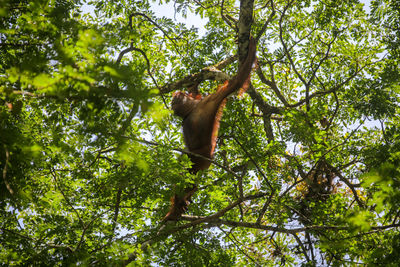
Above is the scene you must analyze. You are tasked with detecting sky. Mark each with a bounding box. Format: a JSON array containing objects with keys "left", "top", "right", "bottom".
[
  {"left": 83, "top": 1, "right": 372, "bottom": 37},
  {"left": 150, "top": 0, "right": 372, "bottom": 37},
  {"left": 150, "top": 2, "right": 207, "bottom": 36}
]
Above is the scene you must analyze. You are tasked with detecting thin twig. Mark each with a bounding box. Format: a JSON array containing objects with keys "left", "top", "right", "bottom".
[
  {"left": 233, "top": 135, "right": 273, "bottom": 190},
  {"left": 116, "top": 45, "right": 159, "bottom": 88},
  {"left": 129, "top": 12, "right": 181, "bottom": 56},
  {"left": 255, "top": 0, "right": 275, "bottom": 41},
  {"left": 108, "top": 188, "right": 122, "bottom": 243}
]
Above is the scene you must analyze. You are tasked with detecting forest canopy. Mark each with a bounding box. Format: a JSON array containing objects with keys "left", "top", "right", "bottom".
[{"left": 1, "top": 0, "right": 400, "bottom": 266}]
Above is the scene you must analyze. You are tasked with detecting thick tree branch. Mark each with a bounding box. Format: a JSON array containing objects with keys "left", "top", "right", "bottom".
[
  {"left": 238, "top": 0, "right": 255, "bottom": 64},
  {"left": 214, "top": 54, "right": 238, "bottom": 69},
  {"left": 246, "top": 83, "right": 282, "bottom": 140},
  {"left": 159, "top": 65, "right": 231, "bottom": 94},
  {"left": 160, "top": 0, "right": 256, "bottom": 95},
  {"left": 256, "top": 190, "right": 274, "bottom": 224},
  {"left": 256, "top": 63, "right": 289, "bottom": 106},
  {"left": 247, "top": 83, "right": 282, "bottom": 115},
  {"left": 181, "top": 217, "right": 400, "bottom": 234},
  {"left": 123, "top": 192, "right": 267, "bottom": 265}
]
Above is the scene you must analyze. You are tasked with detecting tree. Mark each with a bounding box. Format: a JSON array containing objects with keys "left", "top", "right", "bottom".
[{"left": 1, "top": 0, "right": 399, "bottom": 265}]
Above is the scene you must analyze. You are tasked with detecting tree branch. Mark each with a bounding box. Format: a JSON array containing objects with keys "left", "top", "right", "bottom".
[
  {"left": 233, "top": 135, "right": 273, "bottom": 190},
  {"left": 238, "top": 0, "right": 255, "bottom": 64},
  {"left": 116, "top": 45, "right": 159, "bottom": 88},
  {"left": 2, "top": 145, "right": 14, "bottom": 195},
  {"left": 129, "top": 12, "right": 181, "bottom": 56},
  {"left": 255, "top": 0, "right": 275, "bottom": 41},
  {"left": 123, "top": 192, "right": 267, "bottom": 265},
  {"left": 159, "top": 65, "right": 231, "bottom": 94},
  {"left": 256, "top": 63, "right": 289, "bottom": 106},
  {"left": 278, "top": 0, "right": 307, "bottom": 87},
  {"left": 109, "top": 188, "right": 122, "bottom": 243},
  {"left": 50, "top": 169, "right": 84, "bottom": 228},
  {"left": 220, "top": 0, "right": 237, "bottom": 30}
]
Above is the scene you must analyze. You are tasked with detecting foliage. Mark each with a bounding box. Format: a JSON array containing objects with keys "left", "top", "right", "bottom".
[{"left": 0, "top": 0, "right": 399, "bottom": 265}]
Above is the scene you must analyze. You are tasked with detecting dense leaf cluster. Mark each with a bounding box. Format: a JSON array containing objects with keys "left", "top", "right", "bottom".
[{"left": 0, "top": 0, "right": 399, "bottom": 266}]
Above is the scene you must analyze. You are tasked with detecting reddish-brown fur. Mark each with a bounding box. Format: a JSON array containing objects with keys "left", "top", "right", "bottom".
[
  {"left": 162, "top": 185, "right": 197, "bottom": 221},
  {"left": 172, "top": 38, "right": 256, "bottom": 173},
  {"left": 163, "top": 38, "right": 257, "bottom": 221}
]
